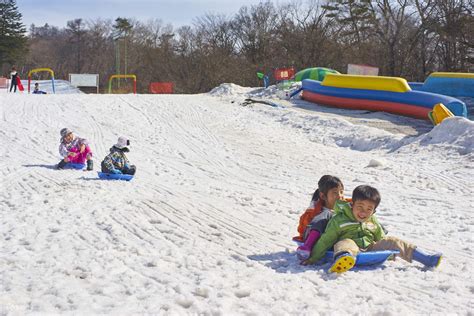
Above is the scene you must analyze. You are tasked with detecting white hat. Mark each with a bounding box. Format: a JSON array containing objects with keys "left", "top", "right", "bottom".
[{"left": 115, "top": 136, "right": 130, "bottom": 149}]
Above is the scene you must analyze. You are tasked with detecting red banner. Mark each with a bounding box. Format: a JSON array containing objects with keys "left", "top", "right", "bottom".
[
  {"left": 274, "top": 68, "right": 295, "bottom": 81},
  {"left": 0, "top": 77, "right": 7, "bottom": 89},
  {"left": 149, "top": 82, "right": 174, "bottom": 94}
]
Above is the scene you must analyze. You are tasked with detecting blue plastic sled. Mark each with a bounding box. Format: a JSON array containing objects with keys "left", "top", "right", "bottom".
[
  {"left": 65, "top": 163, "right": 85, "bottom": 170},
  {"left": 97, "top": 172, "right": 134, "bottom": 181},
  {"left": 324, "top": 250, "right": 399, "bottom": 266},
  {"left": 295, "top": 241, "right": 398, "bottom": 266}
]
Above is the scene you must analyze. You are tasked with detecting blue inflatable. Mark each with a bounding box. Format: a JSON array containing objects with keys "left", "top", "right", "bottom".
[
  {"left": 65, "top": 163, "right": 85, "bottom": 170},
  {"left": 409, "top": 72, "right": 474, "bottom": 98},
  {"left": 302, "top": 79, "right": 467, "bottom": 119},
  {"left": 97, "top": 172, "right": 134, "bottom": 181}
]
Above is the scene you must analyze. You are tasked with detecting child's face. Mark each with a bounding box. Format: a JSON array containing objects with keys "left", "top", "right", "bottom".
[
  {"left": 352, "top": 199, "right": 376, "bottom": 222},
  {"left": 64, "top": 133, "right": 74, "bottom": 143},
  {"left": 321, "top": 186, "right": 344, "bottom": 209}
]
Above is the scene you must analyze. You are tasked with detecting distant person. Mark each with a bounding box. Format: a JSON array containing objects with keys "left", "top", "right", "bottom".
[
  {"left": 101, "top": 136, "right": 136, "bottom": 175},
  {"left": 33, "top": 82, "right": 47, "bottom": 94},
  {"left": 9, "top": 67, "right": 18, "bottom": 93},
  {"left": 302, "top": 185, "right": 442, "bottom": 272},
  {"left": 57, "top": 128, "right": 94, "bottom": 170}
]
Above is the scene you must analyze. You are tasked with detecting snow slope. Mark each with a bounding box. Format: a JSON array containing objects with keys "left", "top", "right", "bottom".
[{"left": 0, "top": 85, "right": 473, "bottom": 315}]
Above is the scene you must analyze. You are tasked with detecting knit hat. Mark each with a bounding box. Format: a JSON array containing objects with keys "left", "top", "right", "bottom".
[
  {"left": 114, "top": 136, "right": 130, "bottom": 149},
  {"left": 77, "top": 138, "right": 88, "bottom": 146},
  {"left": 60, "top": 128, "right": 73, "bottom": 138}
]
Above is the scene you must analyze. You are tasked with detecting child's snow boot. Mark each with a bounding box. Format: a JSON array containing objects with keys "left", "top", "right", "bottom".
[
  {"left": 86, "top": 159, "right": 94, "bottom": 171},
  {"left": 296, "top": 230, "right": 321, "bottom": 260},
  {"left": 412, "top": 248, "right": 442, "bottom": 268},
  {"left": 329, "top": 252, "right": 356, "bottom": 273},
  {"left": 296, "top": 246, "right": 311, "bottom": 260},
  {"left": 56, "top": 159, "right": 67, "bottom": 169}
]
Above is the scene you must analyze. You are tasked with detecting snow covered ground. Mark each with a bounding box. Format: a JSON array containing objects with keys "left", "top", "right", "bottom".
[{"left": 1, "top": 82, "right": 473, "bottom": 315}]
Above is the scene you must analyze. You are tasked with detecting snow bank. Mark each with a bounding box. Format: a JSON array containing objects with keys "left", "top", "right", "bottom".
[
  {"left": 413, "top": 117, "right": 474, "bottom": 155},
  {"left": 210, "top": 83, "right": 473, "bottom": 156}
]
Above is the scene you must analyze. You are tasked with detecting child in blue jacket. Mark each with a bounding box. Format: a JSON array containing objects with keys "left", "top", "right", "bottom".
[{"left": 101, "top": 136, "right": 136, "bottom": 175}]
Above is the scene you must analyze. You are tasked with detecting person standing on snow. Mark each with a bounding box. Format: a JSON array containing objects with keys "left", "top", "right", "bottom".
[{"left": 9, "top": 67, "right": 18, "bottom": 93}]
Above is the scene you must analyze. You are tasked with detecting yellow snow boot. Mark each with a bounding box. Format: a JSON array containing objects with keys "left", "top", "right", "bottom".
[{"left": 329, "top": 252, "right": 356, "bottom": 274}]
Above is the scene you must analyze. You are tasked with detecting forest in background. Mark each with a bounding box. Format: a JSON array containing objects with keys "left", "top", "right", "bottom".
[{"left": 1, "top": 0, "right": 473, "bottom": 93}]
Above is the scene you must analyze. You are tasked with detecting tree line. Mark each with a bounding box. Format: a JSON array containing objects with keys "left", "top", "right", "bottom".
[{"left": 1, "top": 0, "right": 473, "bottom": 93}]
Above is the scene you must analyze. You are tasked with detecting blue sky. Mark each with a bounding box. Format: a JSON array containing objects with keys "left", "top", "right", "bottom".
[{"left": 17, "top": 0, "right": 261, "bottom": 29}]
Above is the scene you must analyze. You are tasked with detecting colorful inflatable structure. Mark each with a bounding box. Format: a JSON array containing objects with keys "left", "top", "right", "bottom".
[
  {"left": 301, "top": 74, "right": 467, "bottom": 120},
  {"left": 295, "top": 67, "right": 339, "bottom": 82},
  {"left": 428, "top": 103, "right": 454, "bottom": 125},
  {"left": 409, "top": 72, "right": 474, "bottom": 98}
]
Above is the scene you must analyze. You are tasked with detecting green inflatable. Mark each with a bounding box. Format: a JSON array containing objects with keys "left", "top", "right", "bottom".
[{"left": 294, "top": 67, "right": 340, "bottom": 82}]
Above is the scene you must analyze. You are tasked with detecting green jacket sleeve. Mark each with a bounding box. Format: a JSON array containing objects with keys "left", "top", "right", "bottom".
[
  {"left": 373, "top": 216, "right": 385, "bottom": 241},
  {"left": 306, "top": 217, "right": 340, "bottom": 264}
]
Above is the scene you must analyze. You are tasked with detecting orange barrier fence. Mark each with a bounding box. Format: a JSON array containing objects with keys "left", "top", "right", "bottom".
[
  {"left": 149, "top": 82, "right": 174, "bottom": 94},
  {"left": 0, "top": 77, "right": 8, "bottom": 89}
]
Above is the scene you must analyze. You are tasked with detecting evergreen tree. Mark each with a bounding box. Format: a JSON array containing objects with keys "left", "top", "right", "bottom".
[
  {"left": 113, "top": 17, "right": 133, "bottom": 75},
  {"left": 0, "top": 0, "right": 27, "bottom": 67}
]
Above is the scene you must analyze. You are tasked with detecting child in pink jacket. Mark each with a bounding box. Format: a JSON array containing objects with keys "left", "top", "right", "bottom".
[
  {"left": 68, "top": 138, "right": 92, "bottom": 164},
  {"left": 57, "top": 128, "right": 93, "bottom": 170}
]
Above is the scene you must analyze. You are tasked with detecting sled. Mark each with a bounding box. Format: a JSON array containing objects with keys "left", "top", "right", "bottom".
[
  {"left": 429, "top": 102, "right": 454, "bottom": 126},
  {"left": 97, "top": 172, "right": 133, "bottom": 181},
  {"left": 241, "top": 98, "right": 284, "bottom": 108},
  {"left": 295, "top": 240, "right": 398, "bottom": 267},
  {"left": 16, "top": 77, "right": 24, "bottom": 92},
  {"left": 65, "top": 163, "right": 86, "bottom": 170},
  {"left": 324, "top": 250, "right": 399, "bottom": 266}
]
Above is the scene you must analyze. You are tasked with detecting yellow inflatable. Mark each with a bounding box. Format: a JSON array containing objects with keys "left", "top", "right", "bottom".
[
  {"left": 428, "top": 103, "right": 454, "bottom": 125},
  {"left": 321, "top": 74, "right": 411, "bottom": 93}
]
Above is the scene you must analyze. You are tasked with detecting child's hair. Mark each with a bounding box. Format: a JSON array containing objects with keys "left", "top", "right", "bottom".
[
  {"left": 311, "top": 175, "right": 344, "bottom": 202},
  {"left": 352, "top": 185, "right": 381, "bottom": 209}
]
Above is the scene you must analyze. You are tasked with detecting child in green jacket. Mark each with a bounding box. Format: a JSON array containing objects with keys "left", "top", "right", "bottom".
[{"left": 303, "top": 185, "right": 442, "bottom": 273}]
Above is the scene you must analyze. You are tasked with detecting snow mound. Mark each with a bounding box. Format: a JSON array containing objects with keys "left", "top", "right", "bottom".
[
  {"left": 272, "top": 110, "right": 404, "bottom": 152},
  {"left": 208, "top": 83, "right": 255, "bottom": 96},
  {"left": 209, "top": 82, "right": 300, "bottom": 100},
  {"left": 412, "top": 116, "right": 474, "bottom": 155}
]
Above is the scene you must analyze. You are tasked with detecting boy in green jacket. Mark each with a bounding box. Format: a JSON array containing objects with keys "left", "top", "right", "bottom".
[{"left": 303, "top": 185, "right": 442, "bottom": 273}]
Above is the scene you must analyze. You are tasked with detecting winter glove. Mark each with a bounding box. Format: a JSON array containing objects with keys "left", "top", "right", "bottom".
[{"left": 111, "top": 169, "right": 122, "bottom": 174}]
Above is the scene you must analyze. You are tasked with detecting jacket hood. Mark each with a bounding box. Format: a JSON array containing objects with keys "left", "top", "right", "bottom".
[
  {"left": 335, "top": 200, "right": 357, "bottom": 221},
  {"left": 110, "top": 146, "right": 129, "bottom": 153}
]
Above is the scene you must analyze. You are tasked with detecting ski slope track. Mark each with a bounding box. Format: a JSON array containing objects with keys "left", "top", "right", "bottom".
[{"left": 1, "top": 87, "right": 473, "bottom": 314}]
